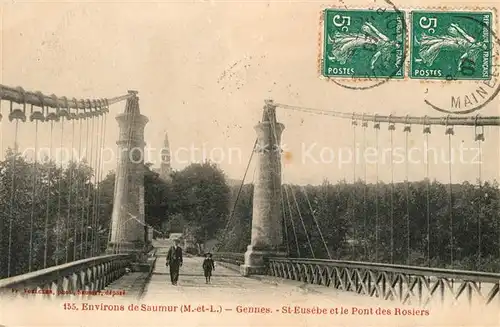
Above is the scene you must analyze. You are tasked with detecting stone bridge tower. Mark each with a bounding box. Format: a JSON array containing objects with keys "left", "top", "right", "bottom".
[
  {"left": 240, "top": 100, "right": 286, "bottom": 276},
  {"left": 107, "top": 91, "right": 149, "bottom": 259}
]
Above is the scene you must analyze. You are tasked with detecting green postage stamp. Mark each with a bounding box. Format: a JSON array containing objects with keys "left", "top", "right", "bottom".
[
  {"left": 410, "top": 11, "right": 493, "bottom": 80},
  {"left": 322, "top": 9, "right": 406, "bottom": 79},
  {"left": 321, "top": 9, "right": 494, "bottom": 81}
]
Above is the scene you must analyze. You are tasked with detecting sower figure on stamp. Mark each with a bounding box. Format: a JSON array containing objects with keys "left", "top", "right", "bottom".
[
  {"left": 202, "top": 253, "right": 215, "bottom": 284},
  {"left": 166, "top": 239, "right": 183, "bottom": 285}
]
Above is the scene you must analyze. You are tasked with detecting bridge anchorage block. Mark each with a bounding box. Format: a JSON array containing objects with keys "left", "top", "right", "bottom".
[
  {"left": 106, "top": 241, "right": 155, "bottom": 273},
  {"left": 240, "top": 245, "right": 286, "bottom": 277}
]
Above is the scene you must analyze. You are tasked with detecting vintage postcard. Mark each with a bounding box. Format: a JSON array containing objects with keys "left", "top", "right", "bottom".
[{"left": 0, "top": 0, "right": 499, "bottom": 326}]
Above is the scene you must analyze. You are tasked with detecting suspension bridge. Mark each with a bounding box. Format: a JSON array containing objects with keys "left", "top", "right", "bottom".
[{"left": 0, "top": 84, "right": 499, "bottom": 325}]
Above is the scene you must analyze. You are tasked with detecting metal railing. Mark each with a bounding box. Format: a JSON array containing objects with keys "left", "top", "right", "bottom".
[
  {"left": 212, "top": 252, "right": 245, "bottom": 266},
  {"left": 268, "top": 257, "right": 500, "bottom": 307},
  {"left": 213, "top": 252, "right": 500, "bottom": 307},
  {"left": 0, "top": 254, "right": 133, "bottom": 299}
]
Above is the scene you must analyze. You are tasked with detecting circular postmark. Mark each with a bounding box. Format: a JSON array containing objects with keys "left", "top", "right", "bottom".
[
  {"left": 322, "top": 0, "right": 407, "bottom": 90},
  {"left": 422, "top": 11, "right": 500, "bottom": 114}
]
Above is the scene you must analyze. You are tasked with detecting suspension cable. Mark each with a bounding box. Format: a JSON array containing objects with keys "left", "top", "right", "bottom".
[
  {"left": 107, "top": 122, "right": 118, "bottom": 248},
  {"left": 267, "top": 104, "right": 308, "bottom": 258},
  {"left": 44, "top": 118, "right": 54, "bottom": 268},
  {"left": 94, "top": 112, "right": 104, "bottom": 255},
  {"left": 351, "top": 118, "right": 357, "bottom": 258},
  {"left": 56, "top": 115, "right": 65, "bottom": 265},
  {"left": 0, "top": 85, "right": 134, "bottom": 109},
  {"left": 389, "top": 120, "right": 395, "bottom": 264},
  {"left": 423, "top": 121, "right": 431, "bottom": 267},
  {"left": 283, "top": 184, "right": 301, "bottom": 257},
  {"left": 301, "top": 186, "right": 332, "bottom": 259},
  {"left": 404, "top": 120, "right": 411, "bottom": 265},
  {"left": 87, "top": 114, "right": 96, "bottom": 257},
  {"left": 0, "top": 99, "right": 2, "bottom": 266},
  {"left": 374, "top": 120, "right": 380, "bottom": 262},
  {"left": 215, "top": 139, "right": 257, "bottom": 252},
  {"left": 94, "top": 110, "right": 107, "bottom": 255},
  {"left": 362, "top": 120, "right": 368, "bottom": 259},
  {"left": 273, "top": 103, "right": 287, "bottom": 254},
  {"left": 83, "top": 117, "right": 92, "bottom": 257},
  {"left": 272, "top": 102, "right": 500, "bottom": 126},
  {"left": 268, "top": 106, "right": 286, "bottom": 252},
  {"left": 445, "top": 121, "right": 454, "bottom": 267},
  {"left": 90, "top": 115, "right": 103, "bottom": 256},
  {"left": 90, "top": 113, "right": 101, "bottom": 256},
  {"left": 289, "top": 185, "right": 315, "bottom": 258},
  {"left": 28, "top": 104, "right": 40, "bottom": 272},
  {"left": 475, "top": 120, "right": 484, "bottom": 268},
  {"left": 65, "top": 110, "right": 75, "bottom": 263},
  {"left": 7, "top": 100, "right": 25, "bottom": 277},
  {"left": 6, "top": 124, "right": 16, "bottom": 276},
  {"left": 74, "top": 114, "right": 83, "bottom": 260},
  {"left": 90, "top": 115, "right": 98, "bottom": 256},
  {"left": 281, "top": 187, "right": 291, "bottom": 256},
  {"left": 269, "top": 103, "right": 302, "bottom": 258},
  {"left": 477, "top": 145, "right": 482, "bottom": 266},
  {"left": 0, "top": 99, "right": 3, "bottom": 159},
  {"left": 0, "top": 90, "right": 130, "bottom": 269},
  {"left": 80, "top": 118, "right": 89, "bottom": 258}
]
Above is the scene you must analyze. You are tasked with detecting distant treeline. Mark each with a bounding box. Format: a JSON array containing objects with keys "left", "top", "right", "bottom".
[
  {"left": 0, "top": 149, "right": 114, "bottom": 279},
  {"left": 2, "top": 145, "right": 498, "bottom": 279},
  {"left": 219, "top": 179, "right": 500, "bottom": 272},
  {"left": 0, "top": 152, "right": 230, "bottom": 279}
]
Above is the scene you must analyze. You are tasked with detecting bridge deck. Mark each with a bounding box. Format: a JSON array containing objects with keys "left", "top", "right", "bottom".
[
  {"left": 141, "top": 254, "right": 372, "bottom": 326},
  {"left": 137, "top": 254, "right": 482, "bottom": 327},
  {"left": 0, "top": 250, "right": 496, "bottom": 326},
  {"left": 144, "top": 255, "right": 345, "bottom": 302}
]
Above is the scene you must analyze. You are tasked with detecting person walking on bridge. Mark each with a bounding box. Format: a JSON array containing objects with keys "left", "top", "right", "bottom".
[
  {"left": 166, "top": 239, "right": 183, "bottom": 285},
  {"left": 202, "top": 253, "right": 215, "bottom": 284}
]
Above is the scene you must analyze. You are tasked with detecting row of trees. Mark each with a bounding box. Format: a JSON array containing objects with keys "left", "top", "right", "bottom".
[
  {"left": 2, "top": 143, "right": 499, "bottom": 278},
  {"left": 141, "top": 161, "right": 232, "bottom": 253},
  {"left": 0, "top": 148, "right": 231, "bottom": 278},
  {"left": 218, "top": 179, "right": 500, "bottom": 272},
  {"left": 0, "top": 149, "right": 113, "bottom": 278}
]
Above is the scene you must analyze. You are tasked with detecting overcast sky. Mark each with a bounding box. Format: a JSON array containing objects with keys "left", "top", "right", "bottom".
[{"left": 0, "top": 0, "right": 498, "bottom": 185}]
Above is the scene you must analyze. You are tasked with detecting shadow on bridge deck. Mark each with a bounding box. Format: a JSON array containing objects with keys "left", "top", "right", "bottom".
[
  {"left": 135, "top": 255, "right": 498, "bottom": 327},
  {"left": 1, "top": 249, "right": 497, "bottom": 327}
]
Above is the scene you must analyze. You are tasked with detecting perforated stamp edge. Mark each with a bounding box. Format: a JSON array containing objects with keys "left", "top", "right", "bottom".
[{"left": 316, "top": 5, "right": 498, "bottom": 85}]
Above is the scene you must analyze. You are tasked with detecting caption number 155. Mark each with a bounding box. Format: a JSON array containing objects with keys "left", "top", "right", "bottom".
[
  {"left": 419, "top": 17, "right": 437, "bottom": 34},
  {"left": 333, "top": 15, "right": 351, "bottom": 32},
  {"left": 63, "top": 303, "right": 78, "bottom": 310}
]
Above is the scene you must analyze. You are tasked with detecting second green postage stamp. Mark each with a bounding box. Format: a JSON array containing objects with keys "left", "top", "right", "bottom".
[
  {"left": 410, "top": 11, "right": 493, "bottom": 80},
  {"left": 322, "top": 9, "right": 406, "bottom": 79}
]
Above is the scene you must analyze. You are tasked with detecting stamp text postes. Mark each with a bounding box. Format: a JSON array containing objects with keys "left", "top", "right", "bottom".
[
  {"left": 322, "top": 9, "right": 406, "bottom": 79},
  {"left": 410, "top": 10, "right": 493, "bottom": 80}
]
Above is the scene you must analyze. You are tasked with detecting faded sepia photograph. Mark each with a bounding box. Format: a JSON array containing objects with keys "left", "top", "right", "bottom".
[{"left": 0, "top": 1, "right": 499, "bottom": 326}]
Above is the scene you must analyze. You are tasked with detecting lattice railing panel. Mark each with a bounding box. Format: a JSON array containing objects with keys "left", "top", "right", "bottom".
[
  {"left": 267, "top": 257, "right": 500, "bottom": 308},
  {"left": 212, "top": 252, "right": 245, "bottom": 266}
]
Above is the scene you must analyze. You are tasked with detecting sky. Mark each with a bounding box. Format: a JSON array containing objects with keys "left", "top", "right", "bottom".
[{"left": 0, "top": 0, "right": 499, "bottom": 185}]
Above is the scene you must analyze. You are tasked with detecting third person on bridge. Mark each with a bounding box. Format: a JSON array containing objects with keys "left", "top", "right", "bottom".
[
  {"left": 166, "top": 239, "right": 183, "bottom": 286},
  {"left": 202, "top": 253, "right": 215, "bottom": 284}
]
